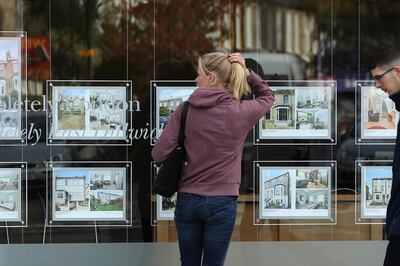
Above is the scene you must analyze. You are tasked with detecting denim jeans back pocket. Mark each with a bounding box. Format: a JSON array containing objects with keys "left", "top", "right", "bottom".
[
  {"left": 174, "top": 193, "right": 193, "bottom": 222},
  {"left": 206, "top": 196, "right": 237, "bottom": 225}
]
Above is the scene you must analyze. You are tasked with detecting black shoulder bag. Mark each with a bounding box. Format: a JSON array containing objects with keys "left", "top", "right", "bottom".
[{"left": 153, "top": 101, "right": 190, "bottom": 198}]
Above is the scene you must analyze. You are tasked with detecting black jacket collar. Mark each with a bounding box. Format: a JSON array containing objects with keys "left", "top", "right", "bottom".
[{"left": 389, "top": 92, "right": 400, "bottom": 112}]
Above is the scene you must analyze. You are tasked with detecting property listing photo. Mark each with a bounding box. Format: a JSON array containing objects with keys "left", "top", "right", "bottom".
[
  {"left": 259, "top": 166, "right": 332, "bottom": 220},
  {"left": 361, "top": 166, "right": 392, "bottom": 219},
  {"left": 90, "top": 190, "right": 123, "bottom": 212},
  {"left": 156, "top": 87, "right": 196, "bottom": 137},
  {"left": 156, "top": 193, "right": 177, "bottom": 221},
  {"left": 51, "top": 85, "right": 128, "bottom": 141},
  {"left": 0, "top": 36, "right": 22, "bottom": 139},
  {"left": 0, "top": 111, "right": 18, "bottom": 128},
  {"left": 295, "top": 168, "right": 329, "bottom": 189},
  {"left": 259, "top": 86, "right": 332, "bottom": 140},
  {"left": 361, "top": 86, "right": 398, "bottom": 139},
  {"left": 89, "top": 88, "right": 125, "bottom": 131},
  {"left": 56, "top": 88, "right": 86, "bottom": 130},
  {"left": 295, "top": 189, "right": 329, "bottom": 210},
  {"left": 53, "top": 167, "right": 126, "bottom": 221},
  {"left": 262, "top": 89, "right": 296, "bottom": 131},
  {"left": 54, "top": 169, "right": 90, "bottom": 213},
  {"left": 0, "top": 168, "right": 21, "bottom": 220},
  {"left": 261, "top": 169, "right": 291, "bottom": 211}
]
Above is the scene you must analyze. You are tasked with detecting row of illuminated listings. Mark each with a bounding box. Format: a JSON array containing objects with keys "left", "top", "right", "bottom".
[
  {"left": 154, "top": 161, "right": 392, "bottom": 225},
  {"left": 0, "top": 33, "right": 397, "bottom": 145},
  {"left": 152, "top": 81, "right": 400, "bottom": 146},
  {"left": 0, "top": 160, "right": 390, "bottom": 226}
]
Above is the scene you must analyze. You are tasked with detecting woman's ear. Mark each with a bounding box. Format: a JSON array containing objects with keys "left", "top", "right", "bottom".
[
  {"left": 208, "top": 72, "right": 216, "bottom": 84},
  {"left": 209, "top": 72, "right": 216, "bottom": 82}
]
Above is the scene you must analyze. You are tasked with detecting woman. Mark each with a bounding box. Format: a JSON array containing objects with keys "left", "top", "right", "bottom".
[{"left": 152, "top": 52, "right": 274, "bottom": 266}]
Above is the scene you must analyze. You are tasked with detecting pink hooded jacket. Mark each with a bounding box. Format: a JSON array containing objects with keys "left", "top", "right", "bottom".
[{"left": 152, "top": 70, "right": 274, "bottom": 196}]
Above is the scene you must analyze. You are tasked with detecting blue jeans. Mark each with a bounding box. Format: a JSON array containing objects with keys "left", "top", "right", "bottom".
[{"left": 174, "top": 192, "right": 237, "bottom": 266}]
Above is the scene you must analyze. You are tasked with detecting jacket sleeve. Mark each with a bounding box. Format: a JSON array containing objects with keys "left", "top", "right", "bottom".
[
  {"left": 151, "top": 102, "right": 185, "bottom": 164},
  {"left": 241, "top": 69, "right": 275, "bottom": 126}
]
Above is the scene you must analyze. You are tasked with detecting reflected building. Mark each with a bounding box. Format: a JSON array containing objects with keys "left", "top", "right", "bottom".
[{"left": 219, "top": 2, "right": 317, "bottom": 79}]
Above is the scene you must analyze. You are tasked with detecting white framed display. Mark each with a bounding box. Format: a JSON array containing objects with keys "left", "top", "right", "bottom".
[
  {"left": 150, "top": 162, "right": 177, "bottom": 224},
  {"left": 254, "top": 161, "right": 337, "bottom": 225},
  {"left": 356, "top": 81, "right": 398, "bottom": 145},
  {"left": 355, "top": 160, "right": 391, "bottom": 224},
  {"left": 0, "top": 31, "right": 28, "bottom": 145},
  {"left": 46, "top": 80, "right": 132, "bottom": 146},
  {"left": 46, "top": 161, "right": 132, "bottom": 227},
  {"left": 150, "top": 80, "right": 196, "bottom": 145},
  {"left": 156, "top": 193, "right": 176, "bottom": 221},
  {"left": 254, "top": 80, "right": 337, "bottom": 145},
  {"left": 0, "top": 162, "right": 27, "bottom": 227}
]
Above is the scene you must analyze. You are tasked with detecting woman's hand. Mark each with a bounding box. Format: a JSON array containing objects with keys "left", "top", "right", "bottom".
[{"left": 228, "top": 53, "right": 250, "bottom": 77}]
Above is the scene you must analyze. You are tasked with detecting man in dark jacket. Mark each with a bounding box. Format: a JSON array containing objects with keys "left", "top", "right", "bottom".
[{"left": 369, "top": 40, "right": 400, "bottom": 266}]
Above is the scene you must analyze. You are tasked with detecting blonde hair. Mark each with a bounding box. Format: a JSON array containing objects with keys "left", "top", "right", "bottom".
[{"left": 198, "top": 52, "right": 250, "bottom": 100}]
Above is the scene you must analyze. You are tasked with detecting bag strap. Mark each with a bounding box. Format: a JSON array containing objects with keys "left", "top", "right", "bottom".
[{"left": 178, "top": 101, "right": 189, "bottom": 148}]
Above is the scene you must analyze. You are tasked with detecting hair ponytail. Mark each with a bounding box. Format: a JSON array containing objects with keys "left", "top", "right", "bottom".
[
  {"left": 228, "top": 62, "right": 250, "bottom": 100},
  {"left": 198, "top": 52, "right": 250, "bottom": 100}
]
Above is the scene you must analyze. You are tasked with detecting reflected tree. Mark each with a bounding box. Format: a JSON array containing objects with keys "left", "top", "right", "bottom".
[{"left": 50, "top": 0, "right": 103, "bottom": 79}]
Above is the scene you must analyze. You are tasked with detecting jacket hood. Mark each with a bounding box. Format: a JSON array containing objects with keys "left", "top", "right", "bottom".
[{"left": 188, "top": 88, "right": 233, "bottom": 108}]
